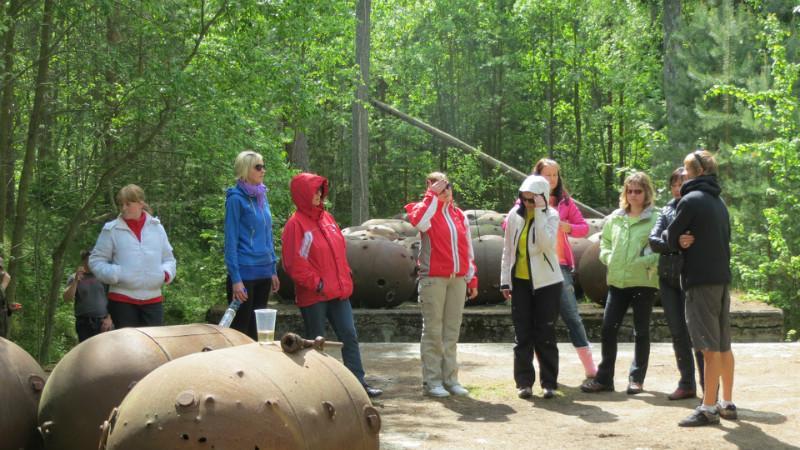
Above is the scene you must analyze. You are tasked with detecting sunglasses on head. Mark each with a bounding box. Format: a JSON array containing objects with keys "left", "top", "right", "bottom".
[
  {"left": 627, "top": 188, "right": 643, "bottom": 195},
  {"left": 254, "top": 164, "right": 265, "bottom": 172}
]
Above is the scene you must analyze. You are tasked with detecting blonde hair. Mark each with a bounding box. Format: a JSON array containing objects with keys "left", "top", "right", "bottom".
[
  {"left": 234, "top": 150, "right": 264, "bottom": 180},
  {"left": 619, "top": 172, "right": 655, "bottom": 212},
  {"left": 683, "top": 149, "right": 718, "bottom": 176},
  {"left": 426, "top": 171, "right": 448, "bottom": 185},
  {"left": 116, "top": 184, "right": 152, "bottom": 214}
]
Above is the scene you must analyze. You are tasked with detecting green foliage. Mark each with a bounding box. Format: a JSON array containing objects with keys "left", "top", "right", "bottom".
[
  {"left": 706, "top": 12, "right": 800, "bottom": 329},
  {"left": 3, "top": 0, "right": 799, "bottom": 361}
]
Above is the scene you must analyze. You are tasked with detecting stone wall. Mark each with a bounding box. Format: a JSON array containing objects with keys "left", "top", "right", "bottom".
[{"left": 208, "top": 300, "right": 784, "bottom": 343}]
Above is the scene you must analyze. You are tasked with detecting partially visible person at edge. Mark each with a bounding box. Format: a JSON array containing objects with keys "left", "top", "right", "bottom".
[
  {"left": 533, "top": 158, "right": 598, "bottom": 380},
  {"left": 63, "top": 250, "right": 113, "bottom": 342},
  {"left": 405, "top": 172, "right": 478, "bottom": 398},
  {"left": 0, "top": 255, "right": 21, "bottom": 338},
  {"left": 89, "top": 184, "right": 177, "bottom": 328},
  {"left": 500, "top": 175, "right": 564, "bottom": 400},
  {"left": 666, "top": 150, "right": 736, "bottom": 427},
  {"left": 224, "top": 150, "right": 280, "bottom": 340},
  {"left": 649, "top": 167, "right": 705, "bottom": 401},
  {"left": 581, "top": 172, "right": 659, "bottom": 395},
  {"left": 281, "top": 173, "right": 382, "bottom": 398}
]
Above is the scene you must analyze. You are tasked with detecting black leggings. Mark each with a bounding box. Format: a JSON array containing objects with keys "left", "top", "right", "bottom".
[
  {"left": 226, "top": 276, "right": 272, "bottom": 341},
  {"left": 107, "top": 301, "right": 164, "bottom": 328}
]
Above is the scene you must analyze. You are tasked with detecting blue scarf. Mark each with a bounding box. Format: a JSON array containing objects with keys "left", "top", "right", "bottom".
[{"left": 237, "top": 179, "right": 267, "bottom": 209}]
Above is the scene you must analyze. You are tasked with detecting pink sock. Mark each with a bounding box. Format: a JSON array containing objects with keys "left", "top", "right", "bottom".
[{"left": 576, "top": 346, "right": 597, "bottom": 377}]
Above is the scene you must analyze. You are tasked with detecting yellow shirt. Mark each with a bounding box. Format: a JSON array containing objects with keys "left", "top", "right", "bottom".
[{"left": 514, "top": 209, "right": 535, "bottom": 280}]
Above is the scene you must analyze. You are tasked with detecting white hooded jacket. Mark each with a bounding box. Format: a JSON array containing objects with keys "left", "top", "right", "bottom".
[
  {"left": 500, "top": 175, "right": 564, "bottom": 291},
  {"left": 89, "top": 213, "right": 176, "bottom": 302}
]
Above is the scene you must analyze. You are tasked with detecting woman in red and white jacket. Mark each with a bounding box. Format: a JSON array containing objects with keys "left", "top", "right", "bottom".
[
  {"left": 405, "top": 172, "right": 478, "bottom": 398},
  {"left": 281, "top": 173, "right": 382, "bottom": 398}
]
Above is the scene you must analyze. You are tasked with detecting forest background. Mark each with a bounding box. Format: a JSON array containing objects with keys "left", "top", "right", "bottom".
[{"left": 1, "top": 0, "right": 798, "bottom": 363}]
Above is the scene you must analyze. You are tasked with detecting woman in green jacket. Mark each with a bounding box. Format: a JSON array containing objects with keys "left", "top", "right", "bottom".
[{"left": 581, "top": 172, "right": 659, "bottom": 395}]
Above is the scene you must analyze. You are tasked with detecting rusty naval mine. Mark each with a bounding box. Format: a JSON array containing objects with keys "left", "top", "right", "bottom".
[
  {"left": 0, "top": 337, "right": 46, "bottom": 450},
  {"left": 99, "top": 337, "right": 381, "bottom": 450},
  {"left": 37, "top": 324, "right": 252, "bottom": 450}
]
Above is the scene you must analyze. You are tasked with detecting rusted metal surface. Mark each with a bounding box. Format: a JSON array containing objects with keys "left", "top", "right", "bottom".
[
  {"left": 360, "top": 218, "right": 418, "bottom": 238},
  {"left": 37, "top": 324, "right": 252, "bottom": 450},
  {"left": 576, "top": 236, "right": 609, "bottom": 305},
  {"left": 99, "top": 342, "right": 380, "bottom": 450},
  {"left": 469, "top": 235, "right": 505, "bottom": 306},
  {"left": 280, "top": 332, "right": 342, "bottom": 354},
  {"left": 0, "top": 337, "right": 46, "bottom": 450},
  {"left": 346, "top": 237, "right": 417, "bottom": 309}
]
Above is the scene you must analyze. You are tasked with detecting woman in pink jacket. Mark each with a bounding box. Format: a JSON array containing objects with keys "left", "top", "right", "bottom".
[{"left": 533, "top": 159, "right": 597, "bottom": 379}]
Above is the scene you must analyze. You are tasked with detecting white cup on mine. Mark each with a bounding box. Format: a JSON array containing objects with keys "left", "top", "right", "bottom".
[{"left": 254, "top": 309, "right": 277, "bottom": 343}]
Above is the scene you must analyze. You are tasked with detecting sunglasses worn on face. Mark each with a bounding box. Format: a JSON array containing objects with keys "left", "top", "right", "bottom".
[
  {"left": 627, "top": 189, "right": 643, "bottom": 195},
  {"left": 254, "top": 164, "right": 265, "bottom": 172},
  {"left": 521, "top": 196, "right": 537, "bottom": 204}
]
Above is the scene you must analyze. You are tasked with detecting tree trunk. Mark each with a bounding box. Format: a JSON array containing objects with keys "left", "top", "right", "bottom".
[
  {"left": 289, "top": 128, "right": 309, "bottom": 171},
  {"left": 0, "top": 0, "right": 20, "bottom": 243},
  {"left": 6, "top": 0, "right": 55, "bottom": 305},
  {"left": 351, "top": 0, "right": 370, "bottom": 225},
  {"left": 663, "top": 0, "right": 682, "bottom": 156},
  {"left": 605, "top": 91, "right": 614, "bottom": 204},
  {"left": 618, "top": 90, "right": 625, "bottom": 186},
  {"left": 572, "top": 18, "right": 582, "bottom": 165},
  {"left": 547, "top": 7, "right": 556, "bottom": 158}
]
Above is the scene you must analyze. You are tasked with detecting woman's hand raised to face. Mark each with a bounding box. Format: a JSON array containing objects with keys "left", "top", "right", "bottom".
[
  {"left": 534, "top": 194, "right": 546, "bottom": 209},
  {"left": 430, "top": 179, "right": 448, "bottom": 195}
]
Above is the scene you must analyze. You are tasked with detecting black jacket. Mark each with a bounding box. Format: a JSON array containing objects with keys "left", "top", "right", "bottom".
[
  {"left": 665, "top": 175, "right": 731, "bottom": 288},
  {"left": 649, "top": 198, "right": 683, "bottom": 287}
]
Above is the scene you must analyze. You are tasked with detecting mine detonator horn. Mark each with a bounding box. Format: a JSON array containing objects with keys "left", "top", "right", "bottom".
[{"left": 280, "top": 332, "right": 344, "bottom": 354}]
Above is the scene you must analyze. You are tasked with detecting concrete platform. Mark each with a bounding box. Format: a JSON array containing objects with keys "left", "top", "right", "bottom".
[
  {"left": 237, "top": 294, "right": 785, "bottom": 343},
  {"left": 352, "top": 342, "right": 800, "bottom": 450}
]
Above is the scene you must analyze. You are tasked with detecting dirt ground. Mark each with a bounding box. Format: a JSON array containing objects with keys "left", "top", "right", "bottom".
[{"left": 353, "top": 342, "right": 800, "bottom": 450}]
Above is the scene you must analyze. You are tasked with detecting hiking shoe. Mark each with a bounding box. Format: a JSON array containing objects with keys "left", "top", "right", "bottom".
[
  {"left": 542, "top": 387, "right": 556, "bottom": 399},
  {"left": 626, "top": 382, "right": 644, "bottom": 395},
  {"left": 717, "top": 403, "right": 738, "bottom": 420},
  {"left": 445, "top": 384, "right": 469, "bottom": 396},
  {"left": 425, "top": 385, "right": 450, "bottom": 398},
  {"left": 580, "top": 379, "right": 614, "bottom": 393},
  {"left": 517, "top": 387, "right": 533, "bottom": 399},
  {"left": 364, "top": 384, "right": 383, "bottom": 398},
  {"left": 668, "top": 387, "right": 697, "bottom": 401},
  {"left": 679, "top": 406, "right": 720, "bottom": 427}
]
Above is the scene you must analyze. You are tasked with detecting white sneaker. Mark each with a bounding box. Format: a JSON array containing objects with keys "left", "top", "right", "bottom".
[
  {"left": 425, "top": 385, "right": 450, "bottom": 397},
  {"left": 446, "top": 384, "right": 469, "bottom": 396}
]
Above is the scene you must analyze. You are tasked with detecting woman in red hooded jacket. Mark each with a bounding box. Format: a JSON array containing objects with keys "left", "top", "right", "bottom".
[{"left": 281, "top": 173, "right": 382, "bottom": 398}]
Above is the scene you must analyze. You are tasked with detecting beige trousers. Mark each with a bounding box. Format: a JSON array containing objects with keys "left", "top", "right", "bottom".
[{"left": 419, "top": 275, "right": 467, "bottom": 387}]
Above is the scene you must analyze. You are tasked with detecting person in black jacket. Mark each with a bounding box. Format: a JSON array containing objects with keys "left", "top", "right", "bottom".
[
  {"left": 666, "top": 150, "right": 736, "bottom": 427},
  {"left": 649, "top": 167, "right": 703, "bottom": 401}
]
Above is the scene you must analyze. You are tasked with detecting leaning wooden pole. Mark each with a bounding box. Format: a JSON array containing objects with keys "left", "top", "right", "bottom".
[{"left": 370, "top": 99, "right": 605, "bottom": 218}]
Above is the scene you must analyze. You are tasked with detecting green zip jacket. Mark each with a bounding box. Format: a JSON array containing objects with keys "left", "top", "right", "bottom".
[{"left": 599, "top": 206, "right": 660, "bottom": 289}]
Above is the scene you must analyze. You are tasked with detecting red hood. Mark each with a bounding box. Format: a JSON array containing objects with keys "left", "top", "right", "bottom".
[{"left": 290, "top": 173, "right": 328, "bottom": 220}]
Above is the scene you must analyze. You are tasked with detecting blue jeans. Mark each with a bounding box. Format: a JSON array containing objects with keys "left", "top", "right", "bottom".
[
  {"left": 559, "top": 266, "right": 590, "bottom": 348},
  {"left": 595, "top": 286, "right": 656, "bottom": 385},
  {"left": 300, "top": 299, "right": 366, "bottom": 385}
]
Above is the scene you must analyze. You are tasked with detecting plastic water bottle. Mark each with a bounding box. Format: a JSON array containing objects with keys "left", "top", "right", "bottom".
[{"left": 219, "top": 299, "right": 243, "bottom": 328}]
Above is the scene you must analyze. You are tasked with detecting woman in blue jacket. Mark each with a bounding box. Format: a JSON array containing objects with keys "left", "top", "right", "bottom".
[{"left": 224, "top": 150, "right": 280, "bottom": 340}]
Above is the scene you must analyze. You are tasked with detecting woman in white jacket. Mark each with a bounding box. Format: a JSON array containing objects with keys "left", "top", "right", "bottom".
[
  {"left": 501, "top": 175, "right": 563, "bottom": 399},
  {"left": 89, "top": 185, "right": 176, "bottom": 328}
]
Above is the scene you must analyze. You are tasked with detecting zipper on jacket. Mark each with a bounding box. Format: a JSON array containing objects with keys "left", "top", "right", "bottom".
[{"left": 442, "top": 207, "right": 460, "bottom": 274}]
